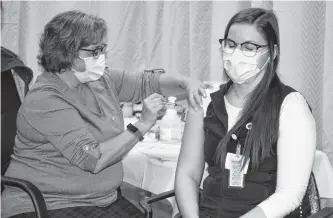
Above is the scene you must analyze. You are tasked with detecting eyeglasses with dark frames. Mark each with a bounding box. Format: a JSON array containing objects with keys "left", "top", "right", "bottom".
[
  {"left": 219, "top": 38, "right": 268, "bottom": 57},
  {"left": 80, "top": 44, "right": 108, "bottom": 59}
]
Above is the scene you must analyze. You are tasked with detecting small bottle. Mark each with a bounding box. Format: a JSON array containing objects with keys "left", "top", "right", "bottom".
[{"left": 159, "top": 96, "right": 182, "bottom": 144}]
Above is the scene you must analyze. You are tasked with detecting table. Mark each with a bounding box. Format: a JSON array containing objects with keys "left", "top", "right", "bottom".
[{"left": 122, "top": 141, "right": 182, "bottom": 217}]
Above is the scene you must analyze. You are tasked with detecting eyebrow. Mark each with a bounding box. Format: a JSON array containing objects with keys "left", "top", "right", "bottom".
[
  {"left": 227, "top": 37, "right": 262, "bottom": 45},
  {"left": 81, "top": 44, "right": 105, "bottom": 50}
]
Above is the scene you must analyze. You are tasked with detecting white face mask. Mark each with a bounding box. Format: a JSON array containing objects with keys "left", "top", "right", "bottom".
[
  {"left": 72, "top": 54, "right": 106, "bottom": 83},
  {"left": 223, "top": 49, "right": 270, "bottom": 84}
]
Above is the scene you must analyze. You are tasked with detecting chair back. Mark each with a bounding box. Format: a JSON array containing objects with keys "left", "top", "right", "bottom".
[
  {"left": 1, "top": 69, "right": 22, "bottom": 175},
  {"left": 308, "top": 172, "right": 321, "bottom": 214},
  {"left": 287, "top": 172, "right": 321, "bottom": 217},
  {"left": 1, "top": 47, "right": 33, "bottom": 175}
]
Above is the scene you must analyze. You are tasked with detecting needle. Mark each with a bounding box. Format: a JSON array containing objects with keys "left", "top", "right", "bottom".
[{"left": 163, "top": 102, "right": 178, "bottom": 107}]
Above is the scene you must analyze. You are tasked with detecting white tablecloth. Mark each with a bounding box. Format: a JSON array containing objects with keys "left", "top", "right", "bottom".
[
  {"left": 123, "top": 139, "right": 333, "bottom": 216},
  {"left": 122, "top": 142, "right": 180, "bottom": 216}
]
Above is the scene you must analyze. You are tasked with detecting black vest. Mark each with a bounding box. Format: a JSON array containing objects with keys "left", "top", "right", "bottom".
[{"left": 199, "top": 80, "right": 312, "bottom": 218}]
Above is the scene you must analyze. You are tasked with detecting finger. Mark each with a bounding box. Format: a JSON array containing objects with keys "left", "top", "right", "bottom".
[
  {"left": 161, "top": 95, "right": 167, "bottom": 102},
  {"left": 147, "top": 104, "right": 163, "bottom": 112},
  {"left": 203, "top": 83, "right": 212, "bottom": 89},
  {"left": 144, "top": 93, "right": 159, "bottom": 101},
  {"left": 148, "top": 93, "right": 166, "bottom": 101},
  {"left": 188, "top": 90, "right": 197, "bottom": 111},
  {"left": 199, "top": 86, "right": 207, "bottom": 98},
  {"left": 146, "top": 100, "right": 164, "bottom": 110},
  {"left": 149, "top": 104, "right": 164, "bottom": 114},
  {"left": 144, "top": 96, "right": 163, "bottom": 107},
  {"left": 154, "top": 103, "right": 164, "bottom": 112},
  {"left": 193, "top": 89, "right": 203, "bottom": 107},
  {"left": 148, "top": 98, "right": 163, "bottom": 105}
]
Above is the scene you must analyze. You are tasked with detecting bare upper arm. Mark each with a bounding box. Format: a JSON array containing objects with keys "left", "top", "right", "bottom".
[{"left": 176, "top": 107, "right": 205, "bottom": 184}]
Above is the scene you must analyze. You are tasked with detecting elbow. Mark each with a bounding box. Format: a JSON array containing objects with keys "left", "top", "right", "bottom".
[
  {"left": 289, "top": 191, "right": 305, "bottom": 211},
  {"left": 83, "top": 155, "right": 103, "bottom": 174},
  {"left": 84, "top": 162, "right": 101, "bottom": 174},
  {"left": 175, "top": 171, "right": 201, "bottom": 191},
  {"left": 92, "top": 163, "right": 102, "bottom": 174},
  {"left": 175, "top": 160, "right": 204, "bottom": 190},
  {"left": 91, "top": 156, "right": 120, "bottom": 174},
  {"left": 259, "top": 189, "right": 307, "bottom": 218},
  {"left": 274, "top": 188, "right": 307, "bottom": 213},
  {"left": 282, "top": 187, "right": 307, "bottom": 209}
]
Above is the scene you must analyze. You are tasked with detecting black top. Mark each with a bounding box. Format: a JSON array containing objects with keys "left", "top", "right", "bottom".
[{"left": 199, "top": 80, "right": 312, "bottom": 218}]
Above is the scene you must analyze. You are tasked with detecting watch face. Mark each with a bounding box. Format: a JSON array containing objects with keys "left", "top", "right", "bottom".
[{"left": 128, "top": 124, "right": 137, "bottom": 131}]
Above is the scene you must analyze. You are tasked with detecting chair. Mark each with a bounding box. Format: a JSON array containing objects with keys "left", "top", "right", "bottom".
[
  {"left": 139, "top": 173, "right": 333, "bottom": 218},
  {"left": 1, "top": 46, "right": 48, "bottom": 218}
]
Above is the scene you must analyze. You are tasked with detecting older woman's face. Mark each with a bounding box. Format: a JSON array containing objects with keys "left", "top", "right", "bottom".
[{"left": 73, "top": 39, "right": 108, "bottom": 72}]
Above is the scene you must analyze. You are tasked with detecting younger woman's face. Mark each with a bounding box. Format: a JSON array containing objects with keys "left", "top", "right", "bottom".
[{"left": 227, "top": 23, "right": 270, "bottom": 69}]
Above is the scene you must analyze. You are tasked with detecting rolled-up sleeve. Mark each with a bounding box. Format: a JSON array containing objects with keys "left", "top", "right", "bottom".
[
  {"left": 23, "top": 91, "right": 101, "bottom": 173},
  {"left": 105, "top": 68, "right": 164, "bottom": 102}
]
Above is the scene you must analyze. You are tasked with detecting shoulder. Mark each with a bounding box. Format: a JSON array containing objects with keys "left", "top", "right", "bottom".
[
  {"left": 103, "top": 67, "right": 123, "bottom": 80},
  {"left": 281, "top": 92, "right": 310, "bottom": 114},
  {"left": 274, "top": 81, "right": 312, "bottom": 115},
  {"left": 102, "top": 67, "right": 124, "bottom": 90},
  {"left": 202, "top": 81, "right": 225, "bottom": 115},
  {"left": 279, "top": 92, "right": 315, "bottom": 129},
  {"left": 23, "top": 79, "right": 72, "bottom": 112}
]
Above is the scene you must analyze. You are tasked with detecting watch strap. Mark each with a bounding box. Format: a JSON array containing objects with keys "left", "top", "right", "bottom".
[{"left": 127, "top": 123, "right": 144, "bottom": 141}]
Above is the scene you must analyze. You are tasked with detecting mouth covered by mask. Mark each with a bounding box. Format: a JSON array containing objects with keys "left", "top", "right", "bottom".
[
  {"left": 72, "top": 54, "right": 106, "bottom": 83},
  {"left": 223, "top": 49, "right": 270, "bottom": 84}
]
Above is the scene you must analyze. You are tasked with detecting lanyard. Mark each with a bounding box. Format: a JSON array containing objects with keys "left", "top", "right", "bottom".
[{"left": 231, "top": 122, "right": 252, "bottom": 156}]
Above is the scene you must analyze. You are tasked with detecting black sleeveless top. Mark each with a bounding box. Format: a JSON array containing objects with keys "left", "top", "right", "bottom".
[{"left": 199, "top": 81, "right": 312, "bottom": 218}]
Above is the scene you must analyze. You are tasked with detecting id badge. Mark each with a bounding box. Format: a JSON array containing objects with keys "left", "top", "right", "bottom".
[
  {"left": 225, "top": 153, "right": 250, "bottom": 189},
  {"left": 228, "top": 168, "right": 245, "bottom": 189}
]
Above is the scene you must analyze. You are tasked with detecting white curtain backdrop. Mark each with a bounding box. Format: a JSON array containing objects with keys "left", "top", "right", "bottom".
[{"left": 2, "top": 1, "right": 333, "bottom": 166}]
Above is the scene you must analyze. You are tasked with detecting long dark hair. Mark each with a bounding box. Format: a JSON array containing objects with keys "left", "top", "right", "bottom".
[{"left": 215, "top": 8, "right": 283, "bottom": 170}]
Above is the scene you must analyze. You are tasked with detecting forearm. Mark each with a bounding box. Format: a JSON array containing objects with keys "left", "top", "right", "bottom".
[
  {"left": 175, "top": 175, "right": 201, "bottom": 218},
  {"left": 256, "top": 187, "right": 307, "bottom": 218},
  {"left": 158, "top": 73, "right": 187, "bottom": 97},
  {"left": 94, "top": 121, "right": 151, "bottom": 173},
  {"left": 110, "top": 68, "right": 164, "bottom": 103}
]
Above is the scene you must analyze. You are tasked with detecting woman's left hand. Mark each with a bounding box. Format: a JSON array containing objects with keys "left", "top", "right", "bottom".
[{"left": 181, "top": 78, "right": 207, "bottom": 110}]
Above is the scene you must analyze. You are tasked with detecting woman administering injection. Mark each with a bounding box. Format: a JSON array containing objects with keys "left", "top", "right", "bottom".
[{"left": 2, "top": 10, "right": 207, "bottom": 218}]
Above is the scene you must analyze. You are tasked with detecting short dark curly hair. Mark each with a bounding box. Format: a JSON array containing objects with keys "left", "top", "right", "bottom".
[{"left": 37, "top": 10, "right": 107, "bottom": 73}]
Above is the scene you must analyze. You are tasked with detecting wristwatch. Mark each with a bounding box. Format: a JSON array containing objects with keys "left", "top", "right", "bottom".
[{"left": 127, "top": 123, "right": 144, "bottom": 141}]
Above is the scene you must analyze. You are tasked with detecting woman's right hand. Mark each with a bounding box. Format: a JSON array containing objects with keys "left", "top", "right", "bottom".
[{"left": 140, "top": 93, "right": 166, "bottom": 128}]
